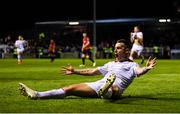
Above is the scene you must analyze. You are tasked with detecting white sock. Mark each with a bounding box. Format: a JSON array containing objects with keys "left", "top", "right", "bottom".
[
  {"left": 17, "top": 55, "right": 21, "bottom": 62},
  {"left": 37, "top": 88, "right": 65, "bottom": 98},
  {"left": 129, "top": 56, "right": 133, "bottom": 60}
]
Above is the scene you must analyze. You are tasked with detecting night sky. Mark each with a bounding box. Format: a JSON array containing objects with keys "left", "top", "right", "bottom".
[{"left": 0, "top": 0, "right": 178, "bottom": 32}]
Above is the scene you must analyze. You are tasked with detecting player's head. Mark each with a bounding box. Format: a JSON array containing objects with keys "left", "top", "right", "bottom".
[
  {"left": 114, "top": 39, "right": 130, "bottom": 59},
  {"left": 18, "top": 35, "right": 23, "bottom": 40},
  {"left": 50, "top": 39, "right": 54, "bottom": 43},
  {"left": 134, "top": 26, "right": 140, "bottom": 32},
  {"left": 83, "top": 33, "right": 87, "bottom": 37}
]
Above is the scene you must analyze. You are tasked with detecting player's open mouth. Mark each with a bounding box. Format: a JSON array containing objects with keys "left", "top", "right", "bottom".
[{"left": 115, "top": 53, "right": 119, "bottom": 57}]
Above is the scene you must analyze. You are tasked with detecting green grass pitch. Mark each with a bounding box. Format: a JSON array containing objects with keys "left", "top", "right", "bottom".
[{"left": 0, "top": 58, "right": 180, "bottom": 113}]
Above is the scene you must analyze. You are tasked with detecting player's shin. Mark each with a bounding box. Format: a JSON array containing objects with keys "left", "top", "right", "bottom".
[
  {"left": 17, "top": 55, "right": 21, "bottom": 61},
  {"left": 37, "top": 88, "right": 65, "bottom": 98}
]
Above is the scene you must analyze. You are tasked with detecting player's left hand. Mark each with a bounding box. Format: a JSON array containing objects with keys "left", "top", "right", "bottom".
[
  {"left": 81, "top": 46, "right": 85, "bottom": 51},
  {"left": 61, "top": 65, "right": 74, "bottom": 75},
  {"left": 146, "top": 56, "right": 157, "bottom": 70}
]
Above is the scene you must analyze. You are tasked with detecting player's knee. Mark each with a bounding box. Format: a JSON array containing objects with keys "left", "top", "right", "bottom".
[
  {"left": 86, "top": 55, "right": 89, "bottom": 59},
  {"left": 112, "top": 86, "right": 119, "bottom": 93},
  {"left": 81, "top": 54, "right": 85, "bottom": 58},
  {"left": 111, "top": 86, "right": 121, "bottom": 99}
]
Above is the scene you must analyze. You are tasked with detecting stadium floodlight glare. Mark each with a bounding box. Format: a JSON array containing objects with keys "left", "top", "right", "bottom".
[
  {"left": 35, "top": 21, "right": 66, "bottom": 25},
  {"left": 159, "top": 19, "right": 171, "bottom": 23},
  {"left": 96, "top": 18, "right": 155, "bottom": 23},
  {"left": 35, "top": 18, "right": 157, "bottom": 25},
  {"left": 167, "top": 19, "right": 171, "bottom": 22},
  {"left": 69, "top": 22, "right": 79, "bottom": 25},
  {"left": 159, "top": 19, "right": 166, "bottom": 23}
]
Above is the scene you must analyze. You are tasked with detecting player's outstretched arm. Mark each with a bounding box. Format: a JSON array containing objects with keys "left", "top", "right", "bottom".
[
  {"left": 135, "top": 56, "right": 157, "bottom": 77},
  {"left": 61, "top": 65, "right": 101, "bottom": 76},
  {"left": 130, "top": 32, "right": 134, "bottom": 43}
]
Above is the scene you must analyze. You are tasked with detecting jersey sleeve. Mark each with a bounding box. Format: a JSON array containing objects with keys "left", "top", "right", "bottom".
[
  {"left": 15, "top": 41, "right": 18, "bottom": 47},
  {"left": 137, "top": 32, "right": 143, "bottom": 39},
  {"left": 97, "top": 62, "right": 110, "bottom": 76},
  {"left": 132, "top": 62, "right": 140, "bottom": 77}
]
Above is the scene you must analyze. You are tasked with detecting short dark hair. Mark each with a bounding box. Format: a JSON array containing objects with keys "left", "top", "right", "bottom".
[
  {"left": 116, "top": 39, "right": 130, "bottom": 48},
  {"left": 134, "top": 26, "right": 140, "bottom": 30}
]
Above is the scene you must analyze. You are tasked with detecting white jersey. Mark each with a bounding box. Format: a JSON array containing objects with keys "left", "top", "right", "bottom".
[
  {"left": 15, "top": 40, "right": 25, "bottom": 49},
  {"left": 97, "top": 61, "right": 139, "bottom": 91},
  {"left": 15, "top": 40, "right": 27, "bottom": 53},
  {"left": 131, "top": 32, "right": 143, "bottom": 40}
]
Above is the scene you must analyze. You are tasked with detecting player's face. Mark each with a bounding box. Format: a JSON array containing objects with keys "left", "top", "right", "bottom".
[
  {"left": 134, "top": 27, "right": 139, "bottom": 32},
  {"left": 18, "top": 36, "right": 23, "bottom": 40},
  {"left": 114, "top": 43, "right": 126, "bottom": 57}
]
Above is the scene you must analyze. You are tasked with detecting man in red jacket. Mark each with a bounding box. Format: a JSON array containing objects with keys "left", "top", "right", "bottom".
[
  {"left": 80, "top": 33, "right": 96, "bottom": 67},
  {"left": 48, "top": 39, "right": 56, "bottom": 62}
]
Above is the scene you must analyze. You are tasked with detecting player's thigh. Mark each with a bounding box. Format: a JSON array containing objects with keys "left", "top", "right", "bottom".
[
  {"left": 63, "top": 83, "right": 97, "bottom": 97},
  {"left": 88, "top": 51, "right": 92, "bottom": 58},
  {"left": 17, "top": 50, "right": 22, "bottom": 55},
  {"left": 137, "top": 50, "right": 142, "bottom": 56}
]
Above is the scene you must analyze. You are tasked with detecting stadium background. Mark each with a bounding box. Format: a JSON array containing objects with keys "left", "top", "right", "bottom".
[{"left": 0, "top": 0, "right": 180, "bottom": 59}]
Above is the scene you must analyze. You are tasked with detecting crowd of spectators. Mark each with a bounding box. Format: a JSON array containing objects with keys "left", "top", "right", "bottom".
[{"left": 0, "top": 24, "right": 180, "bottom": 59}]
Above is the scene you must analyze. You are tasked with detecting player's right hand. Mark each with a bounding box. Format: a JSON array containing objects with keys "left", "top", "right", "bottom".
[{"left": 61, "top": 65, "right": 74, "bottom": 75}]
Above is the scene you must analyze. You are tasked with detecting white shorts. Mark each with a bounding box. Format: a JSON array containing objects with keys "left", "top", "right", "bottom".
[
  {"left": 131, "top": 44, "right": 143, "bottom": 56},
  {"left": 85, "top": 80, "right": 112, "bottom": 98},
  {"left": 85, "top": 77, "right": 123, "bottom": 98},
  {"left": 17, "top": 48, "right": 24, "bottom": 53}
]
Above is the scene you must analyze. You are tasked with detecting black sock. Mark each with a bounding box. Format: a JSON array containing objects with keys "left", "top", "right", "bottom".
[
  {"left": 89, "top": 58, "right": 94, "bottom": 63},
  {"left": 82, "top": 58, "right": 85, "bottom": 65}
]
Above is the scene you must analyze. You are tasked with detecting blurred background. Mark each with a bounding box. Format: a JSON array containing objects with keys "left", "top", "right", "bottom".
[{"left": 0, "top": 0, "right": 180, "bottom": 59}]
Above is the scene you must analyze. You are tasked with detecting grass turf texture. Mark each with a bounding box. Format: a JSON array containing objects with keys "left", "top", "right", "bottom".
[{"left": 0, "top": 58, "right": 180, "bottom": 113}]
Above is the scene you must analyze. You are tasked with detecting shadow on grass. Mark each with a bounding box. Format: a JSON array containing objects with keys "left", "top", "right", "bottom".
[
  {"left": 21, "top": 96, "right": 99, "bottom": 100},
  {"left": 107, "top": 95, "right": 157, "bottom": 104},
  {"left": 19, "top": 93, "right": 180, "bottom": 103},
  {"left": 107, "top": 94, "right": 180, "bottom": 104}
]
